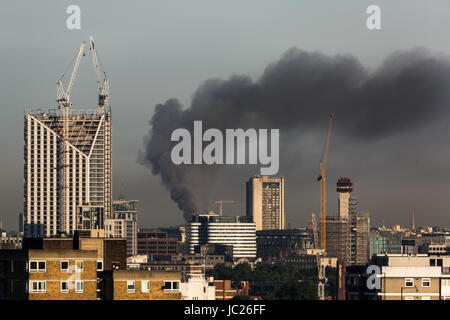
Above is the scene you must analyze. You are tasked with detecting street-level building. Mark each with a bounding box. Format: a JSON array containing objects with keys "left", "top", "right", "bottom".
[
  {"left": 180, "top": 274, "right": 216, "bottom": 300},
  {"left": 108, "top": 270, "right": 181, "bottom": 300},
  {"left": 374, "top": 254, "right": 450, "bottom": 300}
]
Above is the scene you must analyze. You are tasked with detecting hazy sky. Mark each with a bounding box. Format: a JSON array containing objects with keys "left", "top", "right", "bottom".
[{"left": 1, "top": 1, "right": 450, "bottom": 231}]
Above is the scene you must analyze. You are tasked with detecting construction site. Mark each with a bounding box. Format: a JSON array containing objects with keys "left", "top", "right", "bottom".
[{"left": 23, "top": 37, "right": 112, "bottom": 238}]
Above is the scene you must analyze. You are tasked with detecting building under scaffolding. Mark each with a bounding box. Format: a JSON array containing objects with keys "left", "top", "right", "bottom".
[
  {"left": 353, "top": 213, "right": 370, "bottom": 265},
  {"left": 23, "top": 107, "right": 112, "bottom": 237},
  {"left": 325, "top": 178, "right": 370, "bottom": 266},
  {"left": 326, "top": 216, "right": 351, "bottom": 265}
]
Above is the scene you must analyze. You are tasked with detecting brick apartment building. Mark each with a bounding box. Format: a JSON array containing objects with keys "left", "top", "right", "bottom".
[
  {"left": 137, "top": 230, "right": 178, "bottom": 260},
  {"left": 0, "top": 234, "right": 127, "bottom": 300},
  {"left": 108, "top": 270, "right": 182, "bottom": 300}
]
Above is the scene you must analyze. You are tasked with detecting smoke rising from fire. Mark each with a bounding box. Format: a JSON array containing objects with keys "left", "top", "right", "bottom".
[{"left": 140, "top": 47, "right": 450, "bottom": 220}]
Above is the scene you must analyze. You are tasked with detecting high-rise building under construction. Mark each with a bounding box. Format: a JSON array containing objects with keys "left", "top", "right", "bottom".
[
  {"left": 23, "top": 107, "right": 112, "bottom": 237},
  {"left": 326, "top": 178, "right": 369, "bottom": 266}
]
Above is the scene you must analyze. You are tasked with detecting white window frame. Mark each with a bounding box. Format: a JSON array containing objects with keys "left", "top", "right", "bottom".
[
  {"left": 29, "top": 260, "right": 46, "bottom": 273},
  {"left": 141, "top": 280, "right": 150, "bottom": 293},
  {"left": 422, "top": 278, "right": 431, "bottom": 287},
  {"left": 60, "top": 260, "right": 69, "bottom": 273},
  {"left": 127, "top": 280, "right": 135, "bottom": 293},
  {"left": 97, "top": 260, "right": 103, "bottom": 271},
  {"left": 61, "top": 281, "right": 69, "bottom": 293},
  {"left": 30, "top": 281, "right": 46, "bottom": 293},
  {"left": 75, "top": 260, "right": 84, "bottom": 272},
  {"left": 164, "top": 280, "right": 180, "bottom": 292},
  {"left": 404, "top": 296, "right": 414, "bottom": 300},
  {"left": 405, "top": 278, "right": 414, "bottom": 287},
  {"left": 75, "top": 281, "right": 84, "bottom": 293}
]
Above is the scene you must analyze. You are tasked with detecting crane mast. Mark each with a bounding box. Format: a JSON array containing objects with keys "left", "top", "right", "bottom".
[
  {"left": 56, "top": 41, "right": 86, "bottom": 235},
  {"left": 318, "top": 113, "right": 334, "bottom": 251},
  {"left": 311, "top": 212, "right": 319, "bottom": 250},
  {"left": 89, "top": 36, "right": 109, "bottom": 111},
  {"left": 214, "top": 200, "right": 234, "bottom": 216}
]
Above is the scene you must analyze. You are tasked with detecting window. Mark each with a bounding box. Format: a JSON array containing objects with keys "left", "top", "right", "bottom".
[
  {"left": 404, "top": 296, "right": 414, "bottom": 300},
  {"left": 430, "top": 259, "right": 436, "bottom": 266},
  {"left": 29, "top": 260, "right": 46, "bottom": 272},
  {"left": 164, "top": 281, "right": 180, "bottom": 292},
  {"left": 141, "top": 280, "right": 150, "bottom": 293},
  {"left": 75, "top": 260, "right": 84, "bottom": 272},
  {"left": 75, "top": 281, "right": 84, "bottom": 293},
  {"left": 127, "top": 280, "right": 135, "bottom": 293},
  {"left": 422, "top": 278, "right": 431, "bottom": 287},
  {"left": 97, "top": 261, "right": 103, "bottom": 271},
  {"left": 61, "top": 281, "right": 69, "bottom": 293},
  {"left": 405, "top": 278, "right": 414, "bottom": 287},
  {"left": 437, "top": 259, "right": 443, "bottom": 267},
  {"left": 30, "top": 281, "right": 46, "bottom": 293},
  {"left": 61, "top": 261, "right": 69, "bottom": 272}
]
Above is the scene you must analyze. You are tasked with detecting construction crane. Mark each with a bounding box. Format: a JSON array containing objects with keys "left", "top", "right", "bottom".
[
  {"left": 317, "top": 113, "right": 334, "bottom": 251},
  {"left": 89, "top": 36, "right": 109, "bottom": 110},
  {"left": 214, "top": 200, "right": 234, "bottom": 216},
  {"left": 57, "top": 41, "right": 86, "bottom": 110},
  {"left": 311, "top": 213, "right": 320, "bottom": 250},
  {"left": 312, "top": 212, "right": 325, "bottom": 299},
  {"left": 56, "top": 41, "right": 86, "bottom": 235}
]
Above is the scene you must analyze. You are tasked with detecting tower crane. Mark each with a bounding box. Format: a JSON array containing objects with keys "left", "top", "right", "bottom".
[
  {"left": 311, "top": 212, "right": 319, "bottom": 250},
  {"left": 214, "top": 200, "right": 234, "bottom": 216},
  {"left": 56, "top": 41, "right": 86, "bottom": 235},
  {"left": 89, "top": 36, "right": 109, "bottom": 110},
  {"left": 312, "top": 212, "right": 326, "bottom": 299},
  {"left": 57, "top": 41, "right": 86, "bottom": 110},
  {"left": 318, "top": 113, "right": 334, "bottom": 251}
]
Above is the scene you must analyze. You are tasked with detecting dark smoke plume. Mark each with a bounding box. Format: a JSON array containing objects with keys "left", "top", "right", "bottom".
[{"left": 140, "top": 47, "right": 450, "bottom": 220}]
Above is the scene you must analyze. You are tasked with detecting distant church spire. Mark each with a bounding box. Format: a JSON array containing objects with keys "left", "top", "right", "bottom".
[{"left": 411, "top": 210, "right": 416, "bottom": 232}]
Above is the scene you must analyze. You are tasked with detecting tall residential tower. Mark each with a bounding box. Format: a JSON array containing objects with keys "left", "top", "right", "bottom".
[
  {"left": 246, "top": 175, "right": 285, "bottom": 231},
  {"left": 23, "top": 107, "right": 112, "bottom": 237}
]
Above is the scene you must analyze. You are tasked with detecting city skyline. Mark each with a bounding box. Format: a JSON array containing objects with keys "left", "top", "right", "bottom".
[{"left": 3, "top": 1, "right": 450, "bottom": 231}]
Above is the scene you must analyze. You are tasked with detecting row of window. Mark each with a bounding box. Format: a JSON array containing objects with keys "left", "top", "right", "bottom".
[
  {"left": 29, "top": 260, "right": 103, "bottom": 273},
  {"left": 29, "top": 280, "right": 84, "bottom": 293},
  {"left": 405, "top": 278, "right": 431, "bottom": 288},
  {"left": 125, "top": 280, "right": 180, "bottom": 293}
]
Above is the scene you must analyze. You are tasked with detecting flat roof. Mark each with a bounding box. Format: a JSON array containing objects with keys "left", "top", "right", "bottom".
[{"left": 113, "top": 270, "right": 181, "bottom": 280}]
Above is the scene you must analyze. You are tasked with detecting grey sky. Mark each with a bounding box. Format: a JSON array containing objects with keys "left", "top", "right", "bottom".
[{"left": 1, "top": 1, "right": 450, "bottom": 230}]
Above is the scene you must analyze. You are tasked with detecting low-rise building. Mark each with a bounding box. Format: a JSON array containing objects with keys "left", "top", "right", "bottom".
[
  {"left": 0, "top": 231, "right": 23, "bottom": 250},
  {"left": 214, "top": 280, "right": 238, "bottom": 300},
  {"left": 108, "top": 270, "right": 181, "bottom": 300},
  {"left": 137, "top": 230, "right": 179, "bottom": 260},
  {"left": 0, "top": 248, "right": 99, "bottom": 300},
  {"left": 180, "top": 274, "right": 215, "bottom": 300},
  {"left": 256, "top": 229, "right": 313, "bottom": 261},
  {"left": 27, "top": 249, "right": 99, "bottom": 300},
  {"left": 374, "top": 254, "right": 450, "bottom": 300}
]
